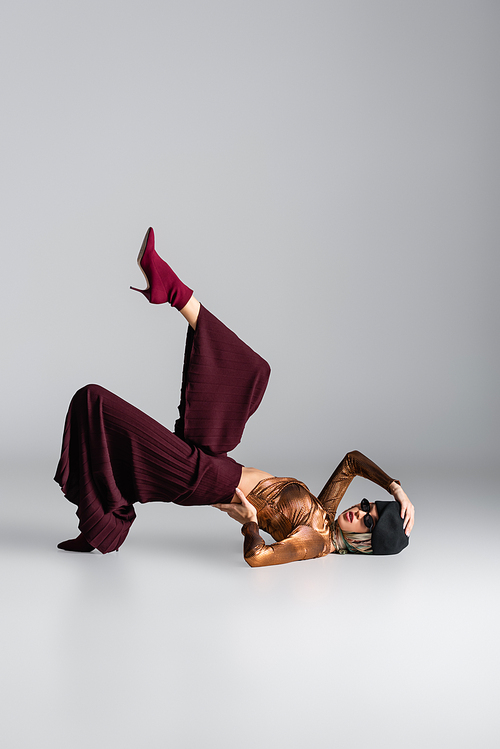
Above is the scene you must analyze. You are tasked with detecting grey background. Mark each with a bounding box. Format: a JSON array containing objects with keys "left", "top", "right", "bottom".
[{"left": 1, "top": 2, "right": 499, "bottom": 748}]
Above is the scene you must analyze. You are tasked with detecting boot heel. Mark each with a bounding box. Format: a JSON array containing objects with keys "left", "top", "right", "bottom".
[{"left": 130, "top": 286, "right": 150, "bottom": 300}]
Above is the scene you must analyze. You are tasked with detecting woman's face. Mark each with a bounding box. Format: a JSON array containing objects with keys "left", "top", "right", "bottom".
[{"left": 337, "top": 501, "right": 379, "bottom": 533}]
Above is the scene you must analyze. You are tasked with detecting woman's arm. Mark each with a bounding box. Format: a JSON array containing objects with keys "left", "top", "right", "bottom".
[
  {"left": 213, "top": 489, "right": 327, "bottom": 567},
  {"left": 241, "top": 523, "right": 327, "bottom": 567},
  {"left": 318, "top": 450, "right": 400, "bottom": 517}
]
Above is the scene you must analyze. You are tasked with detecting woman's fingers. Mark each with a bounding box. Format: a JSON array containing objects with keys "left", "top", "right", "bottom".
[
  {"left": 393, "top": 487, "right": 414, "bottom": 536},
  {"left": 213, "top": 504, "right": 240, "bottom": 520},
  {"left": 237, "top": 494, "right": 253, "bottom": 510},
  {"left": 212, "top": 489, "right": 257, "bottom": 525},
  {"left": 401, "top": 504, "right": 415, "bottom": 536},
  {"left": 407, "top": 510, "right": 415, "bottom": 535}
]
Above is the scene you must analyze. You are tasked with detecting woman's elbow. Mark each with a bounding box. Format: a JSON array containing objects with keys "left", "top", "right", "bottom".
[{"left": 244, "top": 553, "right": 262, "bottom": 568}]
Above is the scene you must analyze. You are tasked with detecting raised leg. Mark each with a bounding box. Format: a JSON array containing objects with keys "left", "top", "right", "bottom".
[{"left": 174, "top": 306, "right": 271, "bottom": 455}]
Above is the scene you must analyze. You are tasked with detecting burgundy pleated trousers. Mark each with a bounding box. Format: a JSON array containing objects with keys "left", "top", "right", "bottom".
[{"left": 54, "top": 306, "right": 271, "bottom": 553}]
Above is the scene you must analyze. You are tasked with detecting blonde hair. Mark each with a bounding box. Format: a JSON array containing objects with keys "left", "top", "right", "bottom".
[{"left": 331, "top": 522, "right": 373, "bottom": 554}]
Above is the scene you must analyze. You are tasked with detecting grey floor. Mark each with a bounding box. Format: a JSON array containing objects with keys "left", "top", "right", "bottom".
[{"left": 1, "top": 464, "right": 498, "bottom": 749}]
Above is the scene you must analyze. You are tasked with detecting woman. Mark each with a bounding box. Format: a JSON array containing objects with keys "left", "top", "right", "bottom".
[{"left": 55, "top": 228, "right": 414, "bottom": 566}]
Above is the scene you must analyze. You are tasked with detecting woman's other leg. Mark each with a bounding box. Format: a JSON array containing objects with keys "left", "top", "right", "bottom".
[{"left": 54, "top": 384, "right": 237, "bottom": 552}]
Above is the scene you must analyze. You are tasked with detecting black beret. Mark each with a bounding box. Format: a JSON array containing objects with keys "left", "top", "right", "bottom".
[{"left": 372, "top": 501, "right": 409, "bottom": 555}]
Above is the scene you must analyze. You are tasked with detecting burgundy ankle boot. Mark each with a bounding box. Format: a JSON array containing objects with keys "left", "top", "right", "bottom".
[
  {"left": 57, "top": 533, "right": 95, "bottom": 552},
  {"left": 130, "top": 227, "right": 193, "bottom": 309}
]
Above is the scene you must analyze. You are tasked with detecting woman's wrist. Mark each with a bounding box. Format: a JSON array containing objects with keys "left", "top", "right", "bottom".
[{"left": 241, "top": 518, "right": 258, "bottom": 533}]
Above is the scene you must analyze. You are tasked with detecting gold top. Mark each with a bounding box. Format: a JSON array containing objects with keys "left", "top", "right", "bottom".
[{"left": 242, "top": 450, "right": 396, "bottom": 567}]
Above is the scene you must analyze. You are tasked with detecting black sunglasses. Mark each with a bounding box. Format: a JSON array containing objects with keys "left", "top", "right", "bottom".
[{"left": 360, "top": 498, "right": 375, "bottom": 531}]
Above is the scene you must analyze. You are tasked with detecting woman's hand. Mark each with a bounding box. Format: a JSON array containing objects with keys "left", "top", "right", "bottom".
[
  {"left": 388, "top": 481, "right": 414, "bottom": 536},
  {"left": 212, "top": 488, "right": 258, "bottom": 525}
]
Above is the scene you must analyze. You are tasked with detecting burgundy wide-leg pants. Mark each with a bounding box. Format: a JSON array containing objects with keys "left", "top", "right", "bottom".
[{"left": 54, "top": 306, "right": 271, "bottom": 553}]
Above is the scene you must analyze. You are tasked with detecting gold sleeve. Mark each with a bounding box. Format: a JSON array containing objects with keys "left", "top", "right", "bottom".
[
  {"left": 317, "top": 450, "right": 397, "bottom": 518},
  {"left": 241, "top": 522, "right": 327, "bottom": 567}
]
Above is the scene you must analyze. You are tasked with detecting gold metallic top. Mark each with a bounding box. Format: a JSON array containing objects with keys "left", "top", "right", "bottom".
[{"left": 242, "top": 450, "right": 396, "bottom": 567}]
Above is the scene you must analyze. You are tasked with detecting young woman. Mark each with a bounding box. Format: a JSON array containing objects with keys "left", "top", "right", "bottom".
[{"left": 55, "top": 228, "right": 414, "bottom": 566}]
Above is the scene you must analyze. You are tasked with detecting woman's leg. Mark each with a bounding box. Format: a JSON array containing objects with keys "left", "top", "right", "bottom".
[
  {"left": 173, "top": 305, "right": 271, "bottom": 456},
  {"left": 179, "top": 295, "right": 201, "bottom": 330},
  {"left": 54, "top": 384, "right": 241, "bottom": 552},
  {"left": 132, "top": 230, "right": 270, "bottom": 454}
]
